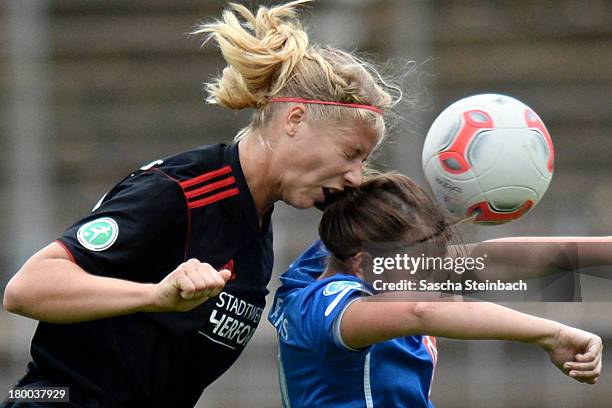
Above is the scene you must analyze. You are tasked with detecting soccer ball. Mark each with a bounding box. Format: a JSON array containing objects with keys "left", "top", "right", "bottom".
[{"left": 422, "top": 94, "right": 554, "bottom": 224}]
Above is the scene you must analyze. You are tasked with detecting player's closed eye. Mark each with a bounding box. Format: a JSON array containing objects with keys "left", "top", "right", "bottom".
[{"left": 344, "top": 150, "right": 364, "bottom": 161}]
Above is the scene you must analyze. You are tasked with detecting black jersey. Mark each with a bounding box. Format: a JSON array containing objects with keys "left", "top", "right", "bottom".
[{"left": 25, "top": 143, "right": 274, "bottom": 407}]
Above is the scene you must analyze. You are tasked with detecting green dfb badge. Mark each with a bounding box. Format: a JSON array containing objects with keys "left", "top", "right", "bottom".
[{"left": 77, "top": 217, "right": 119, "bottom": 251}]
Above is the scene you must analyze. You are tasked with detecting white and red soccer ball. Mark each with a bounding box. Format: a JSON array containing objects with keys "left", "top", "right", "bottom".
[{"left": 422, "top": 94, "right": 554, "bottom": 224}]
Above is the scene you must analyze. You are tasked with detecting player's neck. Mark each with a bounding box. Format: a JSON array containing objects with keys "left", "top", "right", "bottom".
[
  {"left": 237, "top": 134, "right": 276, "bottom": 219},
  {"left": 318, "top": 266, "right": 361, "bottom": 281}
]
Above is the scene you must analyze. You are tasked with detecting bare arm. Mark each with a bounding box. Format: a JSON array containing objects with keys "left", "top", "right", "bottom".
[
  {"left": 486, "top": 236, "right": 612, "bottom": 268},
  {"left": 341, "top": 300, "right": 560, "bottom": 348},
  {"left": 3, "top": 242, "right": 231, "bottom": 324},
  {"left": 457, "top": 236, "right": 612, "bottom": 282},
  {"left": 341, "top": 299, "right": 602, "bottom": 384}
]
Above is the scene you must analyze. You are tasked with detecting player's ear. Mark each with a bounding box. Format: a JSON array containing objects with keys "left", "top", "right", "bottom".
[
  {"left": 284, "top": 105, "right": 306, "bottom": 137},
  {"left": 350, "top": 252, "right": 370, "bottom": 279}
]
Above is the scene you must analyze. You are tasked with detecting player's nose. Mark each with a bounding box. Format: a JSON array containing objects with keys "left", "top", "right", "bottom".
[{"left": 343, "top": 166, "right": 363, "bottom": 188}]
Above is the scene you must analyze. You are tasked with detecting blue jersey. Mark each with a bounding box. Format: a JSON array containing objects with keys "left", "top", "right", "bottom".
[{"left": 269, "top": 241, "right": 437, "bottom": 408}]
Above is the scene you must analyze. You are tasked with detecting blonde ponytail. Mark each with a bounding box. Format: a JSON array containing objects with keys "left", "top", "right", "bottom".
[{"left": 193, "top": 0, "right": 312, "bottom": 109}]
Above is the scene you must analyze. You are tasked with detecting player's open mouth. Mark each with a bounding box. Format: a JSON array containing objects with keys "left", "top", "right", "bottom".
[
  {"left": 322, "top": 187, "right": 343, "bottom": 199},
  {"left": 314, "top": 187, "right": 345, "bottom": 210}
]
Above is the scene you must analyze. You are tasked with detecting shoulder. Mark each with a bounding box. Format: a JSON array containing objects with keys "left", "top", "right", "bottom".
[
  {"left": 91, "top": 168, "right": 184, "bottom": 215},
  {"left": 271, "top": 276, "right": 367, "bottom": 321},
  {"left": 297, "top": 277, "right": 372, "bottom": 354},
  {"left": 153, "top": 143, "right": 234, "bottom": 183},
  {"left": 99, "top": 143, "right": 239, "bottom": 210},
  {"left": 140, "top": 144, "right": 243, "bottom": 209},
  {"left": 301, "top": 277, "right": 371, "bottom": 319}
]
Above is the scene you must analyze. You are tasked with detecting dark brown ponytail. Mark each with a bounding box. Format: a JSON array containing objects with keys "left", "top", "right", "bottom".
[{"left": 319, "top": 172, "right": 452, "bottom": 273}]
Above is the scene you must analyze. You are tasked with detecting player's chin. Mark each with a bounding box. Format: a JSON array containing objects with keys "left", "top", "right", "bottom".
[
  {"left": 292, "top": 198, "right": 316, "bottom": 210},
  {"left": 284, "top": 192, "right": 317, "bottom": 209}
]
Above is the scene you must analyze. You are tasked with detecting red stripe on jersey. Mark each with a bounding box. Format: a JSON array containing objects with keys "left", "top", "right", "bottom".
[
  {"left": 184, "top": 176, "right": 236, "bottom": 199},
  {"left": 220, "top": 259, "right": 236, "bottom": 280},
  {"left": 423, "top": 335, "right": 438, "bottom": 364},
  {"left": 423, "top": 335, "right": 438, "bottom": 399},
  {"left": 179, "top": 165, "right": 232, "bottom": 189},
  {"left": 188, "top": 188, "right": 240, "bottom": 209}
]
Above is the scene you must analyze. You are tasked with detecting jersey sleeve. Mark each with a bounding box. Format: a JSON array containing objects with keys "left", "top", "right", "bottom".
[
  {"left": 56, "top": 170, "right": 188, "bottom": 282},
  {"left": 302, "top": 280, "right": 373, "bottom": 363}
]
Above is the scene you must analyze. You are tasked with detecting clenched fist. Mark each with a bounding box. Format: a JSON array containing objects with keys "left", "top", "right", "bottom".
[{"left": 153, "top": 259, "right": 231, "bottom": 312}]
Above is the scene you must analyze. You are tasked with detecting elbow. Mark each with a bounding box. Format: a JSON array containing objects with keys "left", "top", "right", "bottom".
[
  {"left": 4, "top": 245, "right": 65, "bottom": 318},
  {"left": 412, "top": 302, "right": 432, "bottom": 320},
  {"left": 409, "top": 302, "right": 435, "bottom": 331},
  {"left": 395, "top": 302, "right": 435, "bottom": 336},
  {"left": 3, "top": 279, "right": 23, "bottom": 314},
  {"left": 3, "top": 275, "right": 31, "bottom": 316}
]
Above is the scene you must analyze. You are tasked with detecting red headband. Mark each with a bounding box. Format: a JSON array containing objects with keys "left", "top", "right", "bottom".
[{"left": 269, "top": 97, "right": 383, "bottom": 115}]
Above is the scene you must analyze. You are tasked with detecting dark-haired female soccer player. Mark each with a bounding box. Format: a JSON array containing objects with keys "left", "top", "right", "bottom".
[{"left": 269, "top": 173, "right": 603, "bottom": 407}]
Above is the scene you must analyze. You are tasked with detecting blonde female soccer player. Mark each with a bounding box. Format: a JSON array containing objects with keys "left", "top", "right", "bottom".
[
  {"left": 269, "top": 173, "right": 603, "bottom": 407},
  {"left": 2, "top": 1, "right": 398, "bottom": 407}
]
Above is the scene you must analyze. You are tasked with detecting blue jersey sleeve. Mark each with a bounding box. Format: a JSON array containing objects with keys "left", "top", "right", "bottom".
[{"left": 302, "top": 279, "right": 372, "bottom": 362}]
